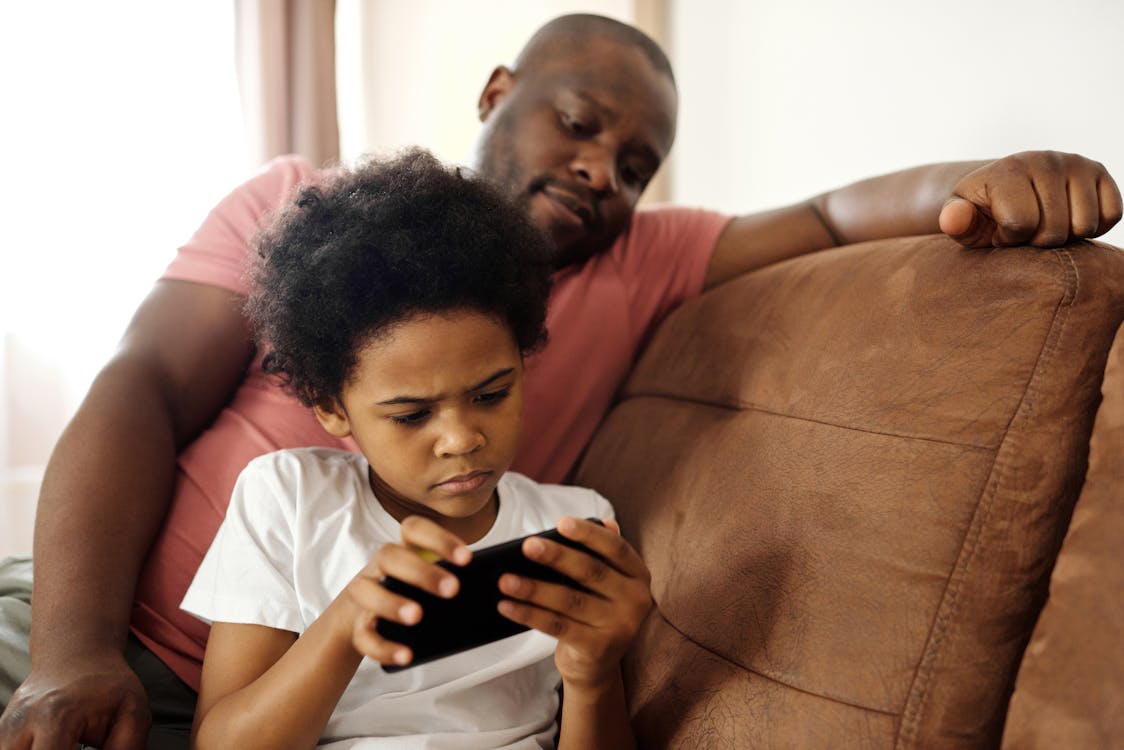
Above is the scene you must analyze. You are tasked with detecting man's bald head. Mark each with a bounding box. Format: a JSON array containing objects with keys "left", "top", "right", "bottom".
[
  {"left": 514, "top": 14, "right": 675, "bottom": 89},
  {"left": 473, "top": 14, "right": 679, "bottom": 268}
]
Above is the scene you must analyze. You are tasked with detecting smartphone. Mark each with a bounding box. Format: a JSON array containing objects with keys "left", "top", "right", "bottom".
[{"left": 375, "top": 519, "right": 605, "bottom": 671}]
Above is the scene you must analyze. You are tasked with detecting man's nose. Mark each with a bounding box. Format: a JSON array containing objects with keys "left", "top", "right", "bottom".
[{"left": 571, "top": 145, "right": 619, "bottom": 194}]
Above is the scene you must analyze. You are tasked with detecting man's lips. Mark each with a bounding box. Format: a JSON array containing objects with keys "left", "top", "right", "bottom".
[
  {"left": 433, "top": 470, "right": 493, "bottom": 494},
  {"left": 540, "top": 186, "right": 595, "bottom": 228}
]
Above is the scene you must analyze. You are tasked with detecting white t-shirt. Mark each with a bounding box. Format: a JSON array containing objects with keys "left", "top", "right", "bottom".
[{"left": 182, "top": 448, "right": 615, "bottom": 749}]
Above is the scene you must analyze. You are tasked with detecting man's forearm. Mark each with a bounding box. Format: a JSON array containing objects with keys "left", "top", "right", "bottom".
[
  {"left": 29, "top": 358, "right": 181, "bottom": 665},
  {"left": 705, "top": 160, "right": 993, "bottom": 288},
  {"left": 809, "top": 160, "right": 988, "bottom": 245}
]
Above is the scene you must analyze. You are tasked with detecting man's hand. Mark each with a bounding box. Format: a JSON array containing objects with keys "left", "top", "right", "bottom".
[
  {"left": 0, "top": 654, "right": 150, "bottom": 750},
  {"left": 939, "top": 151, "right": 1123, "bottom": 248}
]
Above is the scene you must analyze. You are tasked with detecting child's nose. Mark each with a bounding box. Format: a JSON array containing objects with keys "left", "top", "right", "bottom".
[{"left": 435, "top": 420, "right": 485, "bottom": 457}]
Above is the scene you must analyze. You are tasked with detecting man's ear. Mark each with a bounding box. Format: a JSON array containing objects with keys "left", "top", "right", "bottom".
[
  {"left": 478, "top": 65, "right": 515, "bottom": 122},
  {"left": 314, "top": 401, "right": 352, "bottom": 438}
]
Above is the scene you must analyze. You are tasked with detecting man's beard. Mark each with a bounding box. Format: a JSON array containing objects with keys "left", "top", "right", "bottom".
[{"left": 474, "top": 110, "right": 524, "bottom": 202}]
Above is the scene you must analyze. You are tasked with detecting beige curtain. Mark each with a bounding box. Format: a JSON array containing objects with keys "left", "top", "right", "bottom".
[
  {"left": 630, "top": 0, "right": 671, "bottom": 204},
  {"left": 235, "top": 0, "right": 340, "bottom": 167}
]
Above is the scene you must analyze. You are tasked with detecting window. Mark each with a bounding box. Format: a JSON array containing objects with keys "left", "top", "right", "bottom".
[{"left": 0, "top": 3, "right": 247, "bottom": 555}]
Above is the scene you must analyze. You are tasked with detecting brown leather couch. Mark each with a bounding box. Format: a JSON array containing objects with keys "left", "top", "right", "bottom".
[{"left": 574, "top": 235, "right": 1124, "bottom": 749}]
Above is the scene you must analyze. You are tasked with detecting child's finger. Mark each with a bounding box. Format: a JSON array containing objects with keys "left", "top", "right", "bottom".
[
  {"left": 351, "top": 612, "right": 413, "bottom": 667},
  {"left": 345, "top": 573, "right": 423, "bottom": 626},
  {"left": 527, "top": 518, "right": 649, "bottom": 585},
  {"left": 399, "top": 515, "right": 472, "bottom": 566},
  {"left": 376, "top": 543, "right": 461, "bottom": 599},
  {"left": 496, "top": 598, "right": 589, "bottom": 643},
  {"left": 562, "top": 517, "right": 647, "bottom": 578},
  {"left": 601, "top": 518, "right": 621, "bottom": 535},
  {"left": 497, "top": 573, "right": 613, "bottom": 628}
]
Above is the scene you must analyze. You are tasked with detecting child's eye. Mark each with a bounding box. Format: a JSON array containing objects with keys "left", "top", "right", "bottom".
[
  {"left": 389, "top": 409, "right": 430, "bottom": 426},
  {"left": 474, "top": 387, "right": 510, "bottom": 405}
]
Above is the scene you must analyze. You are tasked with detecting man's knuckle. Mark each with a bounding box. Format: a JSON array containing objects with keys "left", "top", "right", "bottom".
[
  {"left": 0, "top": 706, "right": 25, "bottom": 730},
  {"left": 41, "top": 692, "right": 69, "bottom": 717},
  {"left": 1037, "top": 230, "right": 1068, "bottom": 246},
  {"left": 1000, "top": 217, "right": 1035, "bottom": 234},
  {"left": 1072, "top": 219, "right": 1098, "bottom": 237}
]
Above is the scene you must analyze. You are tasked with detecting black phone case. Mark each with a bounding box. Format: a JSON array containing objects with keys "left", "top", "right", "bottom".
[{"left": 375, "top": 519, "right": 604, "bottom": 671}]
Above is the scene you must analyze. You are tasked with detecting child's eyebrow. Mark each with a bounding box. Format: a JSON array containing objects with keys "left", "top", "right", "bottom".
[{"left": 376, "top": 368, "right": 515, "bottom": 406}]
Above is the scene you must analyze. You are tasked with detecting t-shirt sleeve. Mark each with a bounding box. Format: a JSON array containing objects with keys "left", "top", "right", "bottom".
[
  {"left": 161, "top": 155, "right": 321, "bottom": 296},
  {"left": 180, "top": 455, "right": 304, "bottom": 633},
  {"left": 612, "top": 205, "right": 733, "bottom": 346},
  {"left": 587, "top": 489, "right": 616, "bottom": 524}
]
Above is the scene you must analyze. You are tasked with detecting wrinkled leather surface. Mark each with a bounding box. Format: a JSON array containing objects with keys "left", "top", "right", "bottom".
[
  {"left": 1002, "top": 322, "right": 1124, "bottom": 749},
  {"left": 574, "top": 236, "right": 1124, "bottom": 748}
]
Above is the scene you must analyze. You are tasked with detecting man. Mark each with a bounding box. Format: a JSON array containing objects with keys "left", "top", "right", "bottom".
[{"left": 1, "top": 13, "right": 1120, "bottom": 750}]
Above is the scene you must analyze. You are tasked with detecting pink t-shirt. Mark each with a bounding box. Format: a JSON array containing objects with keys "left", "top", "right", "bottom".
[{"left": 131, "top": 156, "right": 731, "bottom": 689}]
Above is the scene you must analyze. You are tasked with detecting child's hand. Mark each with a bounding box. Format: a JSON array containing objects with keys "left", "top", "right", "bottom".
[
  {"left": 496, "top": 517, "right": 652, "bottom": 690},
  {"left": 340, "top": 515, "right": 472, "bottom": 667}
]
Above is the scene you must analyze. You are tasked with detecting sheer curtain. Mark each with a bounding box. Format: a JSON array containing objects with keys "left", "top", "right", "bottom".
[
  {"left": 0, "top": 4, "right": 247, "bottom": 556},
  {"left": 235, "top": 0, "right": 340, "bottom": 167}
]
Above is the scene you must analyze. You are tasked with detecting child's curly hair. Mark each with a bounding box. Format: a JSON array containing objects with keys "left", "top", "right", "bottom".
[{"left": 247, "top": 148, "right": 553, "bottom": 410}]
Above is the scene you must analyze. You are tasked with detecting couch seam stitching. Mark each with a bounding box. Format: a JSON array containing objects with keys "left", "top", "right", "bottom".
[
  {"left": 622, "top": 392, "right": 998, "bottom": 451},
  {"left": 896, "top": 249, "right": 1077, "bottom": 748},
  {"left": 651, "top": 605, "right": 901, "bottom": 717}
]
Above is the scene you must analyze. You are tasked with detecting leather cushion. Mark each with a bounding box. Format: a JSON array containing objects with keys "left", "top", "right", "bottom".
[
  {"left": 575, "top": 237, "right": 1124, "bottom": 748},
  {"left": 1002, "top": 321, "right": 1124, "bottom": 748}
]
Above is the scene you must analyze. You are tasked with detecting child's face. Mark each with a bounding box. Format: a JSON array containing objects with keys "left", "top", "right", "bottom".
[{"left": 314, "top": 309, "right": 523, "bottom": 541}]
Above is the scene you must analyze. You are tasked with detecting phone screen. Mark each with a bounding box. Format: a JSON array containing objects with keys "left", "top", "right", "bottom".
[{"left": 375, "top": 520, "right": 603, "bottom": 671}]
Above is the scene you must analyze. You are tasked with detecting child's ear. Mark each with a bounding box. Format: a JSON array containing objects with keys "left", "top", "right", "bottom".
[{"left": 314, "top": 401, "right": 352, "bottom": 438}]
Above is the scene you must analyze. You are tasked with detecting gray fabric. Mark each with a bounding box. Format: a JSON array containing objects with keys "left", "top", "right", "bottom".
[
  {"left": 120, "top": 634, "right": 194, "bottom": 749},
  {"left": 0, "top": 556, "right": 33, "bottom": 708},
  {"left": 0, "top": 557, "right": 195, "bottom": 749}
]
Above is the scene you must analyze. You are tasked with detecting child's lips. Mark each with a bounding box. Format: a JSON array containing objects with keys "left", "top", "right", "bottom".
[{"left": 434, "top": 470, "right": 492, "bottom": 494}]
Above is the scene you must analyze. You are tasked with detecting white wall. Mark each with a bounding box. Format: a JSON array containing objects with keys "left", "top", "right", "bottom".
[
  {"left": 0, "top": 3, "right": 246, "bottom": 558},
  {"left": 335, "top": 0, "right": 638, "bottom": 166},
  {"left": 668, "top": 0, "right": 1124, "bottom": 249}
]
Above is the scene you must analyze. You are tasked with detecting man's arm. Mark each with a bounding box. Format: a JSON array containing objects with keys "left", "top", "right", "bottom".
[
  {"left": 0, "top": 280, "right": 253, "bottom": 749},
  {"left": 703, "top": 151, "right": 1123, "bottom": 289}
]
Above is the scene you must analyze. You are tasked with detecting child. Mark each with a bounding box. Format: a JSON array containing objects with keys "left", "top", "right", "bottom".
[{"left": 180, "top": 149, "right": 652, "bottom": 749}]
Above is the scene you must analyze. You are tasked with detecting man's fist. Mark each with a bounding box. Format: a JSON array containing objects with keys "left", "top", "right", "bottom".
[{"left": 939, "top": 151, "right": 1122, "bottom": 248}]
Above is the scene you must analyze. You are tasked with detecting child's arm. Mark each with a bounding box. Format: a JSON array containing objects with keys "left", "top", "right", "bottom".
[
  {"left": 496, "top": 517, "right": 653, "bottom": 750},
  {"left": 191, "top": 606, "right": 359, "bottom": 749},
  {"left": 191, "top": 516, "right": 472, "bottom": 750}
]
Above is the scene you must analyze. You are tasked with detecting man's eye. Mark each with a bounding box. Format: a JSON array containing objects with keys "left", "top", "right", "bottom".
[
  {"left": 474, "top": 387, "right": 510, "bottom": 405},
  {"left": 390, "top": 409, "right": 429, "bottom": 426},
  {"left": 561, "top": 112, "right": 589, "bottom": 135}
]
